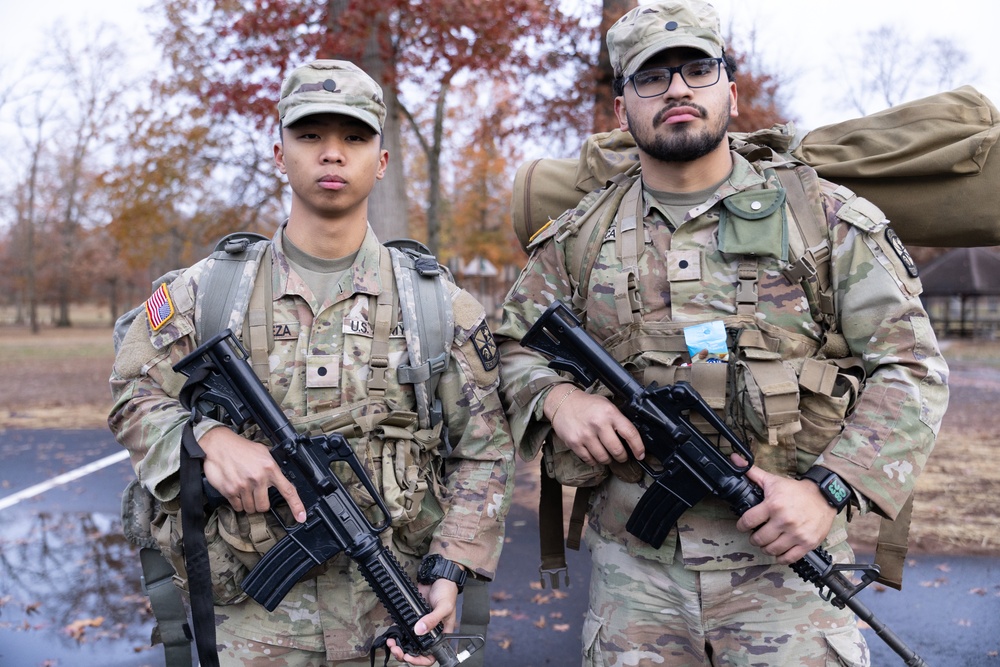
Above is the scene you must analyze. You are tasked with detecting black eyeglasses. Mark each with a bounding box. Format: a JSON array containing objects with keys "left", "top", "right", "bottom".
[{"left": 627, "top": 58, "right": 724, "bottom": 97}]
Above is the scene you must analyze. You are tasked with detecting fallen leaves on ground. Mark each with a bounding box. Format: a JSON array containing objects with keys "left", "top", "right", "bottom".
[{"left": 64, "top": 616, "right": 104, "bottom": 641}]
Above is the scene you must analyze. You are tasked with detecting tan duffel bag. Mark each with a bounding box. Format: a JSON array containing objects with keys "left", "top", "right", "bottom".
[{"left": 512, "top": 86, "right": 1000, "bottom": 249}]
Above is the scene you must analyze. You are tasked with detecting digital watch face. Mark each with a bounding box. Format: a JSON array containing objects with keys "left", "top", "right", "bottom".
[{"left": 821, "top": 475, "right": 850, "bottom": 509}]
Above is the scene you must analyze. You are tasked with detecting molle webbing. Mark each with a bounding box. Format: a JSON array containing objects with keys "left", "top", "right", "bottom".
[{"left": 612, "top": 179, "right": 646, "bottom": 326}]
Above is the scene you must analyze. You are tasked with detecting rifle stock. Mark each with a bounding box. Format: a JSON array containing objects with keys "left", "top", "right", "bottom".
[
  {"left": 521, "top": 301, "right": 928, "bottom": 667},
  {"left": 174, "top": 330, "right": 483, "bottom": 666}
]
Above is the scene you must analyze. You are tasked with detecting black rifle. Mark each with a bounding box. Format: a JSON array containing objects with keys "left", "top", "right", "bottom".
[
  {"left": 173, "top": 329, "right": 483, "bottom": 667},
  {"left": 521, "top": 301, "right": 927, "bottom": 667}
]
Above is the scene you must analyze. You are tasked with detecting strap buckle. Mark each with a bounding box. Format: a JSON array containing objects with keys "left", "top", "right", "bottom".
[{"left": 538, "top": 565, "right": 569, "bottom": 590}]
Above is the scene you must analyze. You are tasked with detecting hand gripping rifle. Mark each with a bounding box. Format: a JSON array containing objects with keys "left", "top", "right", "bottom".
[
  {"left": 521, "top": 301, "right": 927, "bottom": 667},
  {"left": 173, "top": 329, "right": 484, "bottom": 667}
]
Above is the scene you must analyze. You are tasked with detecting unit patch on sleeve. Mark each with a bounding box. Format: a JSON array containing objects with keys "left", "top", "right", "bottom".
[
  {"left": 471, "top": 322, "right": 499, "bottom": 371},
  {"left": 885, "top": 228, "right": 919, "bottom": 278},
  {"left": 145, "top": 283, "right": 175, "bottom": 331}
]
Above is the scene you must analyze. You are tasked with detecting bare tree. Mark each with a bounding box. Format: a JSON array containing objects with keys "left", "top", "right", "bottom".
[
  {"left": 840, "top": 25, "right": 972, "bottom": 116},
  {"left": 41, "top": 24, "right": 131, "bottom": 326},
  {"left": 13, "top": 102, "right": 56, "bottom": 333}
]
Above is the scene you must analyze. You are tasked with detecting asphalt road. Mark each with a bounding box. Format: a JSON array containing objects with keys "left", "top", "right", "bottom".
[{"left": 1, "top": 429, "right": 997, "bottom": 667}]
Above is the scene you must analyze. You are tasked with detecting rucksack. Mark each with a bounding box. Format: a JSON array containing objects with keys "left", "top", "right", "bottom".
[
  {"left": 115, "top": 232, "right": 490, "bottom": 666},
  {"left": 513, "top": 85, "right": 1000, "bottom": 251}
]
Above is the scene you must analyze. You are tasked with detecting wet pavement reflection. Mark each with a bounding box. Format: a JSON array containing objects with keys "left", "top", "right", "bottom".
[
  {"left": 2, "top": 429, "right": 997, "bottom": 667},
  {"left": 0, "top": 429, "right": 165, "bottom": 667},
  {"left": 0, "top": 511, "right": 163, "bottom": 666}
]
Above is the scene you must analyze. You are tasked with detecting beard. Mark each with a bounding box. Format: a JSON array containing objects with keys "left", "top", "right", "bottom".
[{"left": 628, "top": 101, "right": 730, "bottom": 163}]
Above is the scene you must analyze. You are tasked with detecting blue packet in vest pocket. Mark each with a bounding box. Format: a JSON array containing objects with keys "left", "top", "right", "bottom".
[{"left": 684, "top": 321, "right": 728, "bottom": 363}]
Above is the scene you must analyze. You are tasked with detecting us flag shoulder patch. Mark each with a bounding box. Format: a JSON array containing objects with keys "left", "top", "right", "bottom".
[{"left": 145, "top": 283, "right": 175, "bottom": 331}]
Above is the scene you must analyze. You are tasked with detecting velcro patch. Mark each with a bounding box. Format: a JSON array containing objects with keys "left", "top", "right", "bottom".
[
  {"left": 306, "top": 355, "right": 339, "bottom": 388},
  {"left": 471, "top": 322, "right": 499, "bottom": 372},
  {"left": 145, "top": 284, "right": 175, "bottom": 331}
]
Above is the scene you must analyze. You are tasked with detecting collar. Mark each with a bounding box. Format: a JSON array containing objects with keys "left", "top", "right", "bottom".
[{"left": 271, "top": 221, "right": 389, "bottom": 304}]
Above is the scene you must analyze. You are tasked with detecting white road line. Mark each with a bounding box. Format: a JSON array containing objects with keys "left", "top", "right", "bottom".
[{"left": 0, "top": 449, "right": 130, "bottom": 512}]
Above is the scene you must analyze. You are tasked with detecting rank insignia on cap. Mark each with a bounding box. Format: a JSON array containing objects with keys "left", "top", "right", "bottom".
[
  {"left": 145, "top": 283, "right": 175, "bottom": 331},
  {"left": 471, "top": 322, "right": 499, "bottom": 372}
]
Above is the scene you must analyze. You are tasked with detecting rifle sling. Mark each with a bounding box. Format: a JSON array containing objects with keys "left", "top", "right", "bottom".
[
  {"left": 538, "top": 466, "right": 567, "bottom": 588},
  {"left": 178, "top": 374, "right": 221, "bottom": 667}
]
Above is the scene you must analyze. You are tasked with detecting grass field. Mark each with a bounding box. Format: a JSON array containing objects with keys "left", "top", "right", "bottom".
[{"left": 1, "top": 313, "right": 998, "bottom": 557}]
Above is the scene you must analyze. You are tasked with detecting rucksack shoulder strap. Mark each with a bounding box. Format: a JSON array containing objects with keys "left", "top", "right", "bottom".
[
  {"left": 242, "top": 242, "right": 274, "bottom": 386},
  {"left": 563, "top": 171, "right": 642, "bottom": 314},
  {"left": 387, "top": 241, "right": 455, "bottom": 432},
  {"left": 772, "top": 165, "right": 838, "bottom": 330},
  {"left": 197, "top": 232, "right": 271, "bottom": 345}
]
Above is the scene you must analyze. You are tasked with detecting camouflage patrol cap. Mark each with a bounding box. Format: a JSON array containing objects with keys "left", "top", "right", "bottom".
[
  {"left": 607, "top": 1, "right": 725, "bottom": 79},
  {"left": 278, "top": 60, "right": 386, "bottom": 134}
]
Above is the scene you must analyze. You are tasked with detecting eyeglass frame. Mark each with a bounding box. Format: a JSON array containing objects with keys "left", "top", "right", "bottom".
[{"left": 625, "top": 57, "right": 725, "bottom": 98}]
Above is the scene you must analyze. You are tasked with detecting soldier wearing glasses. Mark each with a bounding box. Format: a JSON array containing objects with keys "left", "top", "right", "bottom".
[{"left": 496, "top": 1, "right": 948, "bottom": 665}]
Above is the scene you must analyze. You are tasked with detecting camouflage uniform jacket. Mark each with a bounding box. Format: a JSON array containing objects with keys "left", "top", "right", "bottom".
[
  {"left": 497, "top": 151, "right": 949, "bottom": 569},
  {"left": 110, "top": 223, "right": 514, "bottom": 656}
]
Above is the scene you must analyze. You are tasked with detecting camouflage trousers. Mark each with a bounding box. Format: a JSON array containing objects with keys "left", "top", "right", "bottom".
[
  {"left": 212, "top": 550, "right": 421, "bottom": 666},
  {"left": 215, "top": 624, "right": 373, "bottom": 667},
  {"left": 582, "top": 530, "right": 869, "bottom": 666}
]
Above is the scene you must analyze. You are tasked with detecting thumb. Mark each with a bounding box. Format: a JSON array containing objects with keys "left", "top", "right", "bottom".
[
  {"left": 742, "top": 463, "right": 772, "bottom": 488},
  {"left": 414, "top": 607, "right": 445, "bottom": 636}
]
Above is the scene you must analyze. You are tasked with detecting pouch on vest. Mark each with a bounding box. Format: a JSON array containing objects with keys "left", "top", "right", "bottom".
[
  {"left": 729, "top": 328, "right": 803, "bottom": 459},
  {"left": 151, "top": 500, "right": 253, "bottom": 606},
  {"left": 603, "top": 323, "right": 730, "bottom": 440},
  {"left": 718, "top": 187, "right": 789, "bottom": 262},
  {"left": 542, "top": 418, "right": 610, "bottom": 489},
  {"left": 303, "top": 404, "right": 449, "bottom": 558},
  {"left": 794, "top": 356, "right": 865, "bottom": 471}
]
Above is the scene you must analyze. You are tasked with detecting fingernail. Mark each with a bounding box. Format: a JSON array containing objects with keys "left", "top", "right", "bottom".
[
  {"left": 415, "top": 621, "right": 427, "bottom": 634},
  {"left": 296, "top": 511, "right": 307, "bottom": 523}
]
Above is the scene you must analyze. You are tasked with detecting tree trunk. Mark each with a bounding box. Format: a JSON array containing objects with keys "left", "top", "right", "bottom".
[
  {"left": 326, "top": 0, "right": 408, "bottom": 242},
  {"left": 425, "top": 80, "right": 450, "bottom": 257},
  {"left": 23, "top": 120, "right": 43, "bottom": 334},
  {"left": 593, "top": 0, "right": 636, "bottom": 133}
]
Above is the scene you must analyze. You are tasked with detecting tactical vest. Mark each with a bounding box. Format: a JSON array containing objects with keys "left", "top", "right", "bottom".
[{"left": 525, "top": 154, "right": 914, "bottom": 593}]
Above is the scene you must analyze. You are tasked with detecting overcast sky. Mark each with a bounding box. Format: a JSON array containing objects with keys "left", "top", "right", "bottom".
[{"left": 2, "top": 0, "right": 999, "bottom": 134}]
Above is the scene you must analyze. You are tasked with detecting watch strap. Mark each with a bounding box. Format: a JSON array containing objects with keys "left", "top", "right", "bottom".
[
  {"left": 800, "top": 465, "right": 851, "bottom": 511},
  {"left": 419, "top": 555, "right": 467, "bottom": 592}
]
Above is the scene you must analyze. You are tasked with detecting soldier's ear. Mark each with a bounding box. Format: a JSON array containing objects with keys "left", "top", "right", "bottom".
[
  {"left": 614, "top": 96, "right": 630, "bottom": 132},
  {"left": 274, "top": 141, "right": 288, "bottom": 174}
]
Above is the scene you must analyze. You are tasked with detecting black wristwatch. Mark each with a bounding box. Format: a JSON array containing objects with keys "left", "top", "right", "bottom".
[
  {"left": 800, "top": 466, "right": 852, "bottom": 513},
  {"left": 417, "top": 554, "right": 467, "bottom": 593}
]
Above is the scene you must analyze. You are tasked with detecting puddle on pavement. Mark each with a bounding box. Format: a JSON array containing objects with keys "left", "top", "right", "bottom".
[{"left": 0, "top": 510, "right": 167, "bottom": 667}]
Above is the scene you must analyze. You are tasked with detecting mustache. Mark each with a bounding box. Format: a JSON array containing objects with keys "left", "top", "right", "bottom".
[{"left": 653, "top": 103, "right": 707, "bottom": 126}]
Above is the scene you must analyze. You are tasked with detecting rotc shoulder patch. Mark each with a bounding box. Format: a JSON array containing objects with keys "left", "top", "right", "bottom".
[
  {"left": 471, "top": 322, "right": 499, "bottom": 372},
  {"left": 145, "top": 283, "right": 175, "bottom": 331},
  {"left": 885, "top": 228, "right": 919, "bottom": 278}
]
